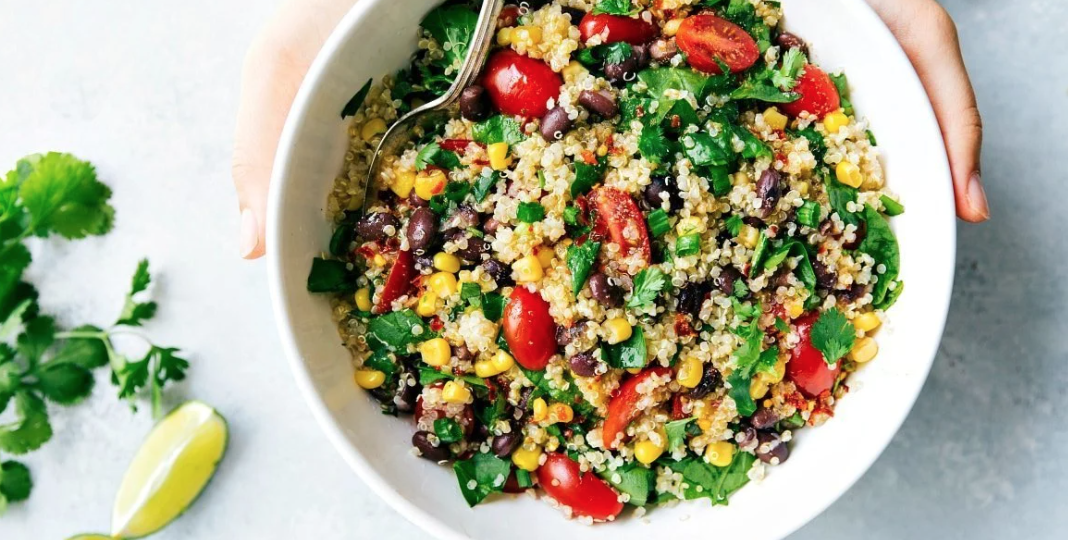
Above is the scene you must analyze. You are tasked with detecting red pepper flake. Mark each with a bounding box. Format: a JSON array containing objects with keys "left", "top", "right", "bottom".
[
  {"left": 429, "top": 317, "right": 445, "bottom": 332},
  {"left": 581, "top": 150, "right": 597, "bottom": 165},
  {"left": 674, "top": 313, "right": 696, "bottom": 337},
  {"left": 671, "top": 115, "right": 682, "bottom": 129}
]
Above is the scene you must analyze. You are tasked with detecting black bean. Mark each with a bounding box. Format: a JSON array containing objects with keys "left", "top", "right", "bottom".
[
  {"left": 756, "top": 431, "right": 790, "bottom": 464},
  {"left": 677, "top": 281, "right": 710, "bottom": 318},
  {"left": 555, "top": 322, "right": 587, "bottom": 347},
  {"left": 515, "top": 387, "right": 534, "bottom": 420},
  {"left": 539, "top": 107, "right": 573, "bottom": 141},
  {"left": 587, "top": 273, "right": 623, "bottom": 307},
  {"left": 714, "top": 266, "right": 745, "bottom": 296},
  {"left": 578, "top": 89, "right": 618, "bottom": 118},
  {"left": 392, "top": 361, "right": 420, "bottom": 414},
  {"left": 604, "top": 55, "right": 637, "bottom": 85},
  {"left": 414, "top": 254, "right": 433, "bottom": 270},
  {"left": 569, "top": 351, "right": 602, "bottom": 377},
  {"left": 443, "top": 204, "right": 479, "bottom": 231},
  {"left": 632, "top": 43, "right": 650, "bottom": 68},
  {"left": 408, "top": 191, "right": 428, "bottom": 208},
  {"left": 736, "top": 426, "right": 758, "bottom": 448},
  {"left": 812, "top": 260, "right": 837, "bottom": 290},
  {"left": 687, "top": 364, "right": 722, "bottom": 399},
  {"left": 481, "top": 259, "right": 513, "bottom": 287},
  {"left": 406, "top": 207, "right": 436, "bottom": 254},
  {"left": 459, "top": 85, "right": 492, "bottom": 122},
  {"left": 354, "top": 212, "right": 399, "bottom": 242},
  {"left": 643, "top": 175, "right": 680, "bottom": 213},
  {"left": 482, "top": 217, "right": 502, "bottom": 236},
  {"left": 751, "top": 408, "right": 780, "bottom": 430},
  {"left": 453, "top": 344, "right": 475, "bottom": 363},
  {"left": 756, "top": 169, "right": 782, "bottom": 217},
  {"left": 649, "top": 38, "right": 677, "bottom": 63},
  {"left": 776, "top": 32, "right": 808, "bottom": 55},
  {"left": 412, "top": 430, "right": 451, "bottom": 462},
  {"left": 742, "top": 216, "right": 764, "bottom": 228},
  {"left": 491, "top": 432, "right": 521, "bottom": 458},
  {"left": 837, "top": 283, "right": 866, "bottom": 303},
  {"left": 455, "top": 236, "right": 490, "bottom": 263},
  {"left": 842, "top": 219, "right": 867, "bottom": 250}
]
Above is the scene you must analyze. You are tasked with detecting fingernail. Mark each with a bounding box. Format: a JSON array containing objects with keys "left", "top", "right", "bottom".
[
  {"left": 966, "top": 171, "right": 990, "bottom": 220},
  {"left": 240, "top": 208, "right": 259, "bottom": 258}
]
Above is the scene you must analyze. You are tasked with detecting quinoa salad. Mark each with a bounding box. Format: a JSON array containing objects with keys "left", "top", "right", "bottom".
[{"left": 307, "top": 0, "right": 904, "bottom": 522}]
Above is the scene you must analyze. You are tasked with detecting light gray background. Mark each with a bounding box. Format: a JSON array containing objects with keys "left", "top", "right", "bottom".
[{"left": 0, "top": 0, "right": 1063, "bottom": 538}]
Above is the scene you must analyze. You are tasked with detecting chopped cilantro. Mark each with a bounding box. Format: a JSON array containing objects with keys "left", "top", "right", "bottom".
[
  {"left": 592, "top": 0, "right": 635, "bottom": 15},
  {"left": 471, "top": 115, "right": 524, "bottom": 146},
  {"left": 472, "top": 170, "right": 501, "bottom": 203},
  {"left": 665, "top": 417, "right": 695, "bottom": 452},
  {"left": 517, "top": 202, "right": 545, "bottom": 223},
  {"left": 415, "top": 142, "right": 462, "bottom": 171},
  {"left": 810, "top": 308, "right": 856, "bottom": 365},
  {"left": 626, "top": 267, "right": 668, "bottom": 310},
  {"left": 566, "top": 241, "right": 601, "bottom": 295}
]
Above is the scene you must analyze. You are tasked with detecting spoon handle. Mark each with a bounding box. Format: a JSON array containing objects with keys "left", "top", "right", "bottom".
[{"left": 446, "top": 0, "right": 506, "bottom": 102}]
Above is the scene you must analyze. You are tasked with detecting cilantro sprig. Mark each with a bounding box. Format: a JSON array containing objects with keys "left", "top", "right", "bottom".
[{"left": 0, "top": 153, "right": 191, "bottom": 512}]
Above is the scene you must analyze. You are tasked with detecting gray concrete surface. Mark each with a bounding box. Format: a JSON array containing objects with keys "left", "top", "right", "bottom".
[{"left": 0, "top": 0, "right": 1063, "bottom": 538}]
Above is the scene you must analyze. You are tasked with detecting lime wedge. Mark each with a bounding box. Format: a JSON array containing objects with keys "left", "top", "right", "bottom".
[
  {"left": 111, "top": 401, "right": 228, "bottom": 539},
  {"left": 67, "top": 535, "right": 114, "bottom": 540}
]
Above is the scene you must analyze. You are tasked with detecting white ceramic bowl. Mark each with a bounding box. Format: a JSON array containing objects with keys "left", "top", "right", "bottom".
[{"left": 267, "top": 1, "right": 956, "bottom": 538}]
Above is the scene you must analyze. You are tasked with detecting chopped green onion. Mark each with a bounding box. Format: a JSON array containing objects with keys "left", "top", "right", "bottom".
[
  {"left": 880, "top": 195, "right": 905, "bottom": 216},
  {"left": 646, "top": 209, "right": 671, "bottom": 238},
  {"left": 676, "top": 234, "right": 702, "bottom": 257},
  {"left": 796, "top": 201, "right": 821, "bottom": 228}
]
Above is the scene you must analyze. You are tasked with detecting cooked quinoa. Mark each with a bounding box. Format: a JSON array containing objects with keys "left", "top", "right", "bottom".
[{"left": 308, "top": 0, "right": 904, "bottom": 521}]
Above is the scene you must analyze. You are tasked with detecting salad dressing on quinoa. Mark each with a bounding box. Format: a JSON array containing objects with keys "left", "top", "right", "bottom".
[{"left": 307, "top": 0, "right": 902, "bottom": 522}]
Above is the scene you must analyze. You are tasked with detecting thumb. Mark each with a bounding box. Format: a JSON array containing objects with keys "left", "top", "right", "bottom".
[{"left": 868, "top": 0, "right": 989, "bottom": 222}]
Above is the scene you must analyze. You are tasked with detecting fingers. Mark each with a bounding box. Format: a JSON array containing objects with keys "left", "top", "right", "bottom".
[
  {"left": 867, "top": 0, "right": 989, "bottom": 222},
  {"left": 232, "top": 0, "right": 357, "bottom": 259}
]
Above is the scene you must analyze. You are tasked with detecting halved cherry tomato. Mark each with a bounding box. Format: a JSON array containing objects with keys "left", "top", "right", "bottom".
[
  {"left": 498, "top": 4, "right": 521, "bottom": 27},
  {"left": 502, "top": 286, "right": 557, "bottom": 370},
  {"left": 779, "top": 65, "right": 841, "bottom": 119},
  {"left": 675, "top": 14, "right": 759, "bottom": 74},
  {"left": 589, "top": 187, "right": 651, "bottom": 265},
  {"left": 578, "top": 13, "right": 657, "bottom": 45},
  {"left": 373, "top": 249, "right": 416, "bottom": 314},
  {"left": 440, "top": 138, "right": 481, "bottom": 153},
  {"left": 481, "top": 50, "right": 562, "bottom": 117},
  {"left": 785, "top": 313, "right": 841, "bottom": 398},
  {"left": 602, "top": 367, "right": 672, "bottom": 449},
  {"left": 537, "top": 453, "right": 624, "bottom": 521}
]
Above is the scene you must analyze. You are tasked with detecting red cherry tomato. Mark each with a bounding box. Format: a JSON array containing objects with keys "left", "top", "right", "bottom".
[
  {"left": 502, "top": 286, "right": 557, "bottom": 370},
  {"left": 602, "top": 367, "right": 672, "bottom": 449},
  {"left": 373, "top": 249, "right": 416, "bottom": 314},
  {"left": 498, "top": 5, "right": 521, "bottom": 27},
  {"left": 779, "top": 65, "right": 841, "bottom": 119},
  {"left": 439, "top": 138, "right": 481, "bottom": 153},
  {"left": 785, "top": 313, "right": 842, "bottom": 398},
  {"left": 675, "top": 14, "right": 759, "bottom": 74},
  {"left": 537, "top": 453, "right": 624, "bottom": 521},
  {"left": 481, "top": 50, "right": 562, "bottom": 117},
  {"left": 578, "top": 13, "right": 657, "bottom": 45},
  {"left": 589, "top": 187, "right": 651, "bottom": 266}
]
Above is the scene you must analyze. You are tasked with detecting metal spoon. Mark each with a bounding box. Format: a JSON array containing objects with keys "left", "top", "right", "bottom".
[{"left": 359, "top": 0, "right": 505, "bottom": 210}]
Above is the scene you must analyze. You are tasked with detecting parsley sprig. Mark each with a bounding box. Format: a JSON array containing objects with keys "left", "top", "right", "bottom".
[{"left": 0, "top": 153, "right": 190, "bottom": 513}]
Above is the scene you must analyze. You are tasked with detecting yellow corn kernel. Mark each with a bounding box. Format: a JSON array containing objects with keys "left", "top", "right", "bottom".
[
  {"left": 603, "top": 318, "right": 633, "bottom": 345},
  {"left": 474, "top": 360, "right": 501, "bottom": 378},
  {"left": 786, "top": 298, "right": 804, "bottom": 319},
  {"left": 361, "top": 118, "right": 387, "bottom": 141},
  {"left": 416, "top": 291, "right": 439, "bottom": 317},
  {"left": 562, "top": 61, "right": 587, "bottom": 83},
  {"left": 496, "top": 27, "right": 513, "bottom": 46},
  {"left": 391, "top": 170, "right": 416, "bottom": 199},
  {"left": 854, "top": 312, "right": 882, "bottom": 333},
  {"left": 415, "top": 169, "right": 448, "bottom": 200},
  {"left": 676, "top": 216, "right": 707, "bottom": 235},
  {"left": 512, "top": 255, "right": 543, "bottom": 282},
  {"left": 797, "top": 181, "right": 810, "bottom": 197},
  {"left": 705, "top": 441, "right": 735, "bottom": 467},
  {"left": 353, "top": 369, "right": 386, "bottom": 390},
  {"left": 488, "top": 142, "right": 512, "bottom": 171},
  {"left": 836, "top": 161, "right": 863, "bottom": 188},
  {"left": 512, "top": 445, "right": 542, "bottom": 471},
  {"left": 532, "top": 398, "right": 548, "bottom": 422},
  {"left": 750, "top": 377, "right": 770, "bottom": 400},
  {"left": 697, "top": 418, "right": 713, "bottom": 432},
  {"left": 513, "top": 26, "right": 543, "bottom": 45},
  {"left": 596, "top": 144, "right": 608, "bottom": 157},
  {"left": 354, "top": 288, "right": 372, "bottom": 312},
  {"left": 373, "top": 254, "right": 387, "bottom": 267},
  {"left": 548, "top": 403, "right": 574, "bottom": 424},
  {"left": 738, "top": 224, "right": 760, "bottom": 249},
  {"left": 823, "top": 111, "right": 849, "bottom": 134},
  {"left": 626, "top": 367, "right": 643, "bottom": 375},
  {"left": 733, "top": 171, "right": 750, "bottom": 186},
  {"left": 663, "top": 18, "right": 683, "bottom": 36},
  {"left": 433, "top": 252, "right": 461, "bottom": 273},
  {"left": 763, "top": 107, "right": 788, "bottom": 131},
  {"left": 851, "top": 337, "right": 878, "bottom": 363},
  {"left": 419, "top": 338, "right": 451, "bottom": 367},
  {"left": 634, "top": 440, "right": 665, "bottom": 465},
  {"left": 676, "top": 356, "right": 703, "bottom": 388},
  {"left": 441, "top": 381, "right": 472, "bottom": 404},
  {"left": 491, "top": 350, "right": 515, "bottom": 372},
  {"left": 535, "top": 245, "right": 554, "bottom": 268},
  {"left": 428, "top": 272, "right": 459, "bottom": 297}
]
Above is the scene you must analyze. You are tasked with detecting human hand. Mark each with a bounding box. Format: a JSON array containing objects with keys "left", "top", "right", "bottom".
[
  {"left": 867, "top": 0, "right": 989, "bottom": 222},
  {"left": 232, "top": 0, "right": 355, "bottom": 259},
  {"left": 232, "top": 0, "right": 988, "bottom": 260}
]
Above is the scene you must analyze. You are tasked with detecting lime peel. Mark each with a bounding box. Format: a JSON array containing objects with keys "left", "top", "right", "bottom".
[{"left": 110, "top": 401, "right": 228, "bottom": 539}]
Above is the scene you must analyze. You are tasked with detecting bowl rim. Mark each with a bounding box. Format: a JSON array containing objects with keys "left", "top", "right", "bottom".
[{"left": 266, "top": 1, "right": 957, "bottom": 538}]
